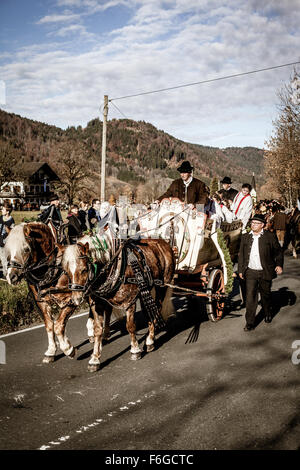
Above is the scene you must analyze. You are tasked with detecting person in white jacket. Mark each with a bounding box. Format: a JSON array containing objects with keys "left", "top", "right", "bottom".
[
  {"left": 211, "top": 193, "right": 235, "bottom": 225},
  {"left": 231, "top": 183, "right": 253, "bottom": 231}
]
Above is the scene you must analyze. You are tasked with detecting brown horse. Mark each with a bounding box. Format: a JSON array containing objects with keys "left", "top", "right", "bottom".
[
  {"left": 62, "top": 233, "right": 175, "bottom": 372},
  {"left": 5, "top": 222, "right": 84, "bottom": 363},
  {"left": 286, "top": 207, "right": 300, "bottom": 258}
]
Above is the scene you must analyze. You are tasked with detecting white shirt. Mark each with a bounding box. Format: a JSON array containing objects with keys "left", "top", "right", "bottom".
[
  {"left": 248, "top": 230, "right": 263, "bottom": 270},
  {"left": 183, "top": 176, "right": 193, "bottom": 188},
  {"left": 183, "top": 176, "right": 193, "bottom": 203}
]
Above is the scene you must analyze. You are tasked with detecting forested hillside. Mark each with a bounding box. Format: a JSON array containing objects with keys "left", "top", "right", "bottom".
[{"left": 0, "top": 109, "right": 264, "bottom": 202}]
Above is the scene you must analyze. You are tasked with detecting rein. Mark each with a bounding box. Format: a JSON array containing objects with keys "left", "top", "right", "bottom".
[
  {"left": 7, "top": 246, "right": 69, "bottom": 299},
  {"left": 135, "top": 206, "right": 190, "bottom": 238},
  {"left": 80, "top": 238, "right": 166, "bottom": 329}
]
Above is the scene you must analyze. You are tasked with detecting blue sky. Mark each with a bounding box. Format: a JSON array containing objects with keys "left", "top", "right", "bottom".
[{"left": 0, "top": 0, "right": 299, "bottom": 149}]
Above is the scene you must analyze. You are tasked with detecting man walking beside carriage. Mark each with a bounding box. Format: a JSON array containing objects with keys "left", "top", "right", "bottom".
[{"left": 238, "top": 213, "right": 283, "bottom": 331}]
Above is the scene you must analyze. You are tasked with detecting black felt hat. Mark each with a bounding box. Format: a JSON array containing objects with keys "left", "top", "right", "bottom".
[
  {"left": 250, "top": 213, "right": 266, "bottom": 224},
  {"left": 177, "top": 161, "right": 193, "bottom": 173},
  {"left": 221, "top": 176, "right": 232, "bottom": 184}
]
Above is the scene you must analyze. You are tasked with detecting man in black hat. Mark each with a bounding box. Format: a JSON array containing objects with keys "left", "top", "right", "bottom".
[
  {"left": 38, "top": 194, "right": 63, "bottom": 231},
  {"left": 219, "top": 176, "right": 238, "bottom": 202},
  {"left": 156, "top": 160, "right": 208, "bottom": 206},
  {"left": 238, "top": 213, "right": 283, "bottom": 331}
]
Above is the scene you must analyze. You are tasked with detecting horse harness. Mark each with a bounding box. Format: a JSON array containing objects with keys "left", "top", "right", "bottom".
[
  {"left": 8, "top": 234, "right": 166, "bottom": 327},
  {"left": 126, "top": 244, "right": 166, "bottom": 329},
  {"left": 7, "top": 245, "right": 68, "bottom": 301},
  {"left": 85, "top": 239, "right": 166, "bottom": 329}
]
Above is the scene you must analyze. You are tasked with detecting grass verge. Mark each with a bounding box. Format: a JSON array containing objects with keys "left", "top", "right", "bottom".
[{"left": 0, "top": 280, "right": 41, "bottom": 335}]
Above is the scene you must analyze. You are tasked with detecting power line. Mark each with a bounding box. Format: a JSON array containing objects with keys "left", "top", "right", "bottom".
[
  {"left": 109, "top": 61, "right": 300, "bottom": 102},
  {"left": 109, "top": 100, "right": 128, "bottom": 119}
]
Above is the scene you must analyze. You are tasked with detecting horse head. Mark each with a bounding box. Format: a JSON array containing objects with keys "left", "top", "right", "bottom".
[
  {"left": 5, "top": 222, "right": 55, "bottom": 285},
  {"left": 5, "top": 224, "right": 30, "bottom": 284},
  {"left": 62, "top": 242, "right": 91, "bottom": 306}
]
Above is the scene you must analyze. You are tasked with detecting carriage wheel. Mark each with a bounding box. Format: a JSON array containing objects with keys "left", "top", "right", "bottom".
[{"left": 206, "top": 269, "right": 225, "bottom": 322}]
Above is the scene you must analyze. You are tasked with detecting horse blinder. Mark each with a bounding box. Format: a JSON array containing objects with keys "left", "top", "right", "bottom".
[{"left": 68, "top": 255, "right": 94, "bottom": 292}]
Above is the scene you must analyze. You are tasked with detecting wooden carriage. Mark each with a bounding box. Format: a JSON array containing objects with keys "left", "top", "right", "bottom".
[{"left": 134, "top": 199, "right": 243, "bottom": 321}]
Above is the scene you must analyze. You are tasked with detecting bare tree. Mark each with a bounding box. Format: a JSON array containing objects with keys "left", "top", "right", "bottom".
[
  {"left": 264, "top": 68, "right": 300, "bottom": 207},
  {"left": 0, "top": 142, "right": 22, "bottom": 187},
  {"left": 53, "top": 141, "right": 93, "bottom": 206}
]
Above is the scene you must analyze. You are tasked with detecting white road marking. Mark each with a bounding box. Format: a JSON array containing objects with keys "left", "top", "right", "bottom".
[
  {"left": 14, "top": 394, "right": 25, "bottom": 404},
  {"left": 0, "top": 311, "right": 89, "bottom": 339},
  {"left": 38, "top": 386, "right": 170, "bottom": 450}
]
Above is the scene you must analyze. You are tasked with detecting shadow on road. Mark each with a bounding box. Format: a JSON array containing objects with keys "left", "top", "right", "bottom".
[
  {"left": 245, "top": 286, "right": 297, "bottom": 329},
  {"left": 75, "top": 295, "right": 212, "bottom": 368}
]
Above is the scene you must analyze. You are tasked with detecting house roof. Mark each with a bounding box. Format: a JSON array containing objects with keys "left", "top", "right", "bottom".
[{"left": 17, "top": 162, "right": 60, "bottom": 181}]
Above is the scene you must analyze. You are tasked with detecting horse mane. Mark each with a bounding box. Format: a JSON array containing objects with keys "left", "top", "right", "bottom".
[
  {"left": 5, "top": 223, "right": 30, "bottom": 258},
  {"left": 62, "top": 244, "right": 81, "bottom": 270},
  {"left": 77, "top": 233, "right": 112, "bottom": 264},
  {"left": 27, "top": 222, "right": 56, "bottom": 253},
  {"left": 291, "top": 208, "right": 300, "bottom": 221}
]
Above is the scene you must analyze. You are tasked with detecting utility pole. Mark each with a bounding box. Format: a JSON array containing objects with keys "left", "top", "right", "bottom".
[{"left": 101, "top": 95, "right": 108, "bottom": 202}]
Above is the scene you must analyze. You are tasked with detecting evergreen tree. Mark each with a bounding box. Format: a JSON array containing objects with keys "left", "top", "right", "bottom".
[{"left": 210, "top": 176, "right": 219, "bottom": 195}]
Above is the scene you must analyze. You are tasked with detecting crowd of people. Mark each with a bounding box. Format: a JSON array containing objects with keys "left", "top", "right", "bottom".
[
  {"left": 1, "top": 160, "right": 299, "bottom": 333},
  {"left": 154, "top": 160, "right": 300, "bottom": 332},
  {"left": 36, "top": 195, "right": 105, "bottom": 244},
  {"left": 155, "top": 160, "right": 297, "bottom": 239},
  {"left": 1, "top": 161, "right": 298, "bottom": 254}
]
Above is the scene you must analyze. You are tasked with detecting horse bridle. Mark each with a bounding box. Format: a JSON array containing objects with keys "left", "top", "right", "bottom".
[
  {"left": 67, "top": 254, "right": 95, "bottom": 293},
  {"left": 7, "top": 245, "right": 63, "bottom": 287},
  {"left": 7, "top": 254, "right": 32, "bottom": 280},
  {"left": 7, "top": 260, "right": 26, "bottom": 270}
]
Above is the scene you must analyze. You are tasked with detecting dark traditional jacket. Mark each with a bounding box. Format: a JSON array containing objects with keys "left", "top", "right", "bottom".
[
  {"left": 38, "top": 205, "right": 63, "bottom": 229},
  {"left": 78, "top": 209, "right": 90, "bottom": 231},
  {"left": 219, "top": 187, "right": 238, "bottom": 202},
  {"left": 67, "top": 214, "right": 82, "bottom": 244},
  {"left": 158, "top": 177, "right": 208, "bottom": 205},
  {"left": 0, "top": 215, "right": 15, "bottom": 247},
  {"left": 238, "top": 230, "right": 283, "bottom": 280},
  {"left": 88, "top": 207, "right": 100, "bottom": 229},
  {"left": 272, "top": 211, "right": 288, "bottom": 231}
]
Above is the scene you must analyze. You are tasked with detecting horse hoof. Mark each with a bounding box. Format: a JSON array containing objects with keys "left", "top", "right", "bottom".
[
  {"left": 88, "top": 363, "right": 100, "bottom": 373},
  {"left": 146, "top": 344, "right": 155, "bottom": 353},
  {"left": 43, "top": 355, "right": 55, "bottom": 364},
  {"left": 88, "top": 336, "right": 95, "bottom": 344},
  {"left": 130, "top": 352, "right": 141, "bottom": 361},
  {"left": 67, "top": 347, "right": 76, "bottom": 359}
]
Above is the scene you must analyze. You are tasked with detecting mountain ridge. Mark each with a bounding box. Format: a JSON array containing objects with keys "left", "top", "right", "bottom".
[{"left": 0, "top": 108, "right": 264, "bottom": 200}]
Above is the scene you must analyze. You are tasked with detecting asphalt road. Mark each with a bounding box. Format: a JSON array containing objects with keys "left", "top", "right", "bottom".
[{"left": 0, "top": 253, "right": 300, "bottom": 451}]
